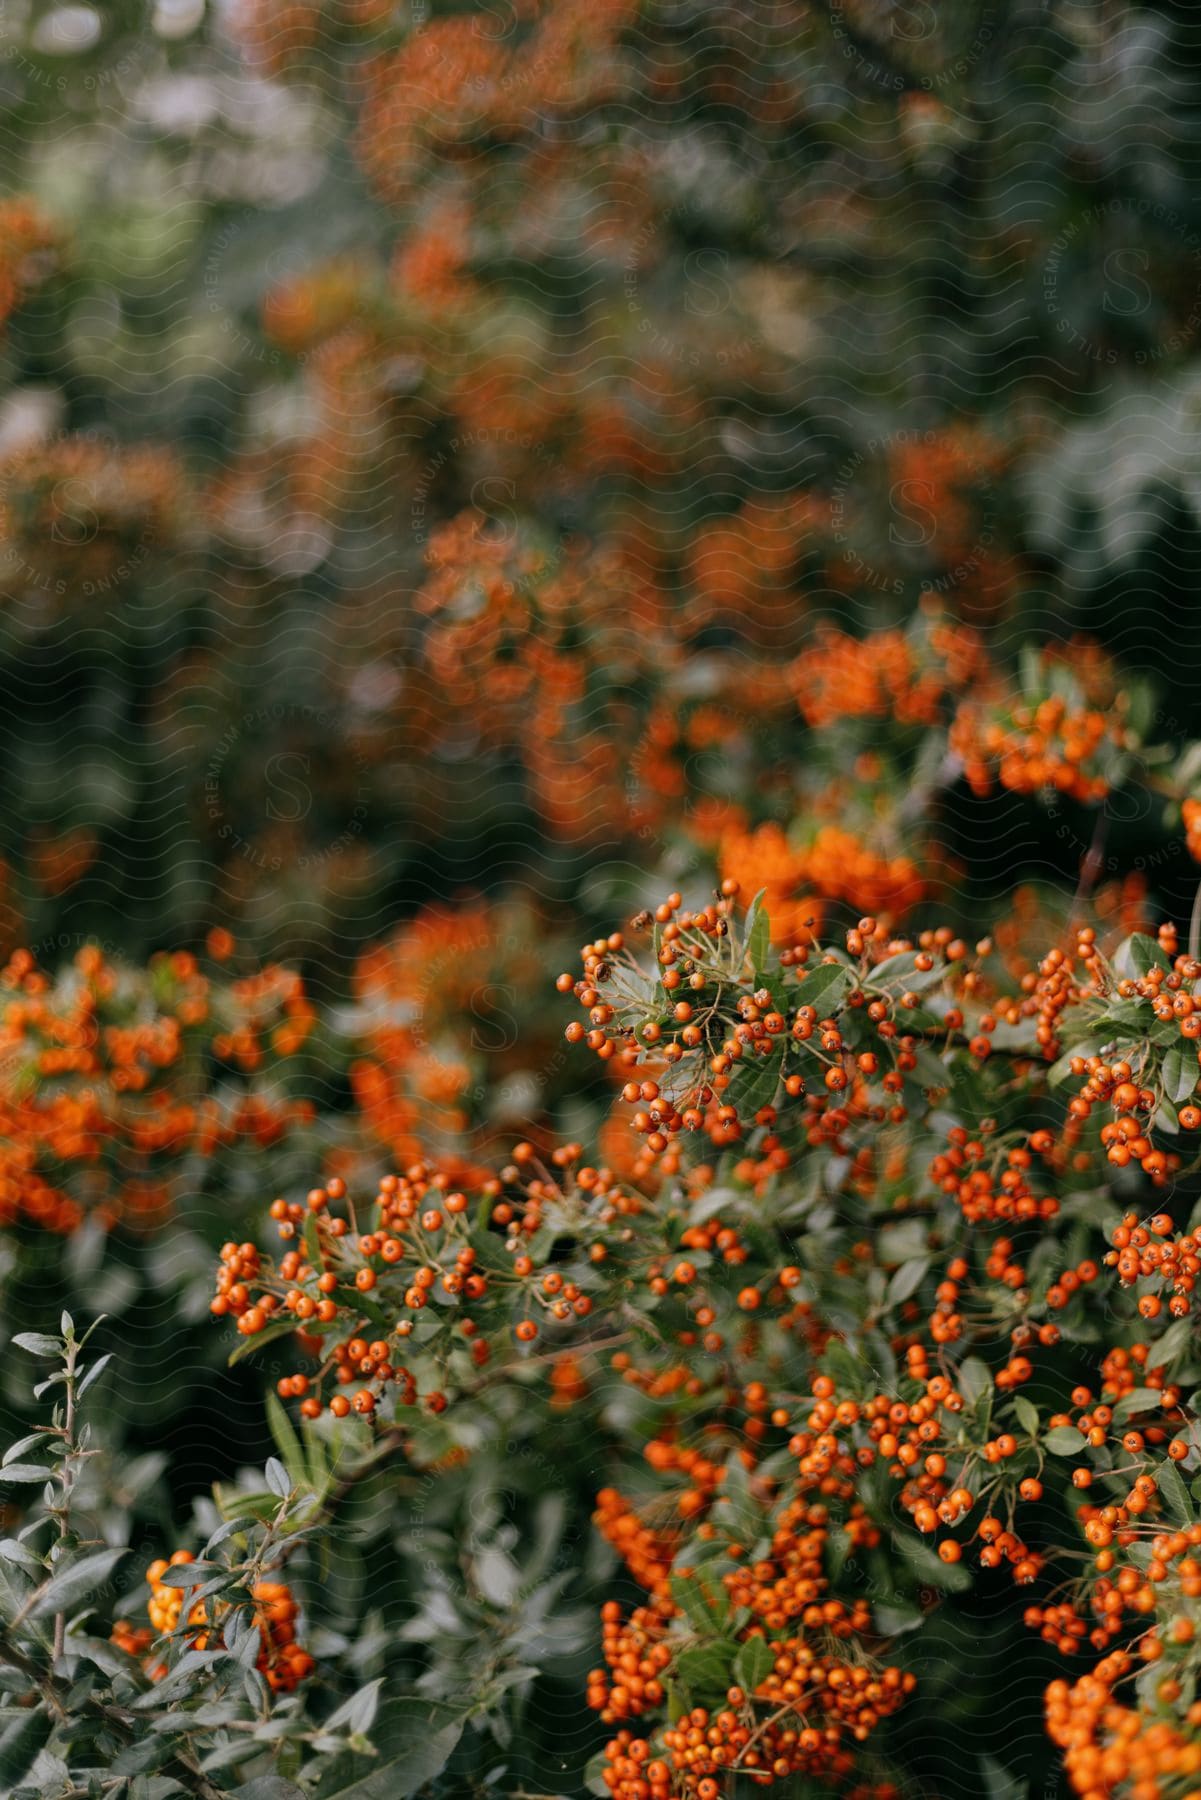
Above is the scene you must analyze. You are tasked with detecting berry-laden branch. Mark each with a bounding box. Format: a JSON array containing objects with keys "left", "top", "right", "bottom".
[{"left": 206, "top": 886, "right": 1201, "bottom": 1799}]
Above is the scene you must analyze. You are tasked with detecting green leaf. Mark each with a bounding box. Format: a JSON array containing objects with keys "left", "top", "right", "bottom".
[
  {"left": 870, "top": 951, "right": 945, "bottom": 993},
  {"left": 675, "top": 1641, "right": 738, "bottom": 1697},
  {"left": 317, "top": 1707, "right": 466, "bottom": 1799},
  {"left": 1162, "top": 1044, "right": 1198, "bottom": 1105},
  {"left": 744, "top": 888, "right": 770, "bottom": 981},
  {"left": 1114, "top": 1388, "right": 1162, "bottom": 1421},
  {"left": 1156, "top": 1093, "right": 1180, "bottom": 1135},
  {"left": 264, "top": 1457, "right": 291, "bottom": 1499},
  {"left": 732, "top": 1634, "right": 776, "bottom": 1695},
  {"left": 979, "top": 1753, "right": 1024, "bottom": 1800},
  {"left": 1114, "top": 934, "right": 1169, "bottom": 978},
  {"left": 112, "top": 1733, "right": 181, "bottom": 1776},
  {"left": 729, "top": 1052, "right": 783, "bottom": 1118},
  {"left": 584, "top": 1750, "right": 612, "bottom": 1796},
  {"left": 896, "top": 1534, "right": 971, "bottom": 1592},
  {"left": 29, "top": 1547, "right": 127, "bottom": 1619},
  {"left": 794, "top": 961, "right": 852, "bottom": 1016},
  {"left": 77, "top": 1354, "right": 113, "bottom": 1399},
  {"left": 227, "top": 1318, "right": 301, "bottom": 1366},
  {"left": 887, "top": 1258, "right": 928, "bottom": 1308},
  {"left": 716, "top": 1456, "right": 761, "bottom": 1552},
  {"left": 2, "top": 1435, "right": 49, "bottom": 1467},
  {"left": 0, "top": 1540, "right": 42, "bottom": 1573},
  {"left": 265, "top": 1393, "right": 309, "bottom": 1491},
  {"left": 10, "top": 1335, "right": 60, "bottom": 1358},
  {"left": 128, "top": 1648, "right": 227, "bottom": 1710},
  {"left": 324, "top": 1679, "right": 383, "bottom": 1737},
  {"left": 0, "top": 1466, "right": 55, "bottom": 1486},
  {"left": 0, "top": 1706, "right": 53, "bottom": 1787},
  {"left": 670, "top": 1573, "right": 729, "bottom": 1636},
  {"left": 1044, "top": 1426, "right": 1086, "bottom": 1455},
  {"left": 156, "top": 1561, "right": 220, "bottom": 1587},
  {"left": 203, "top": 1516, "right": 260, "bottom": 1555},
  {"left": 826, "top": 1522, "right": 852, "bottom": 1583},
  {"left": 958, "top": 1358, "right": 992, "bottom": 1407},
  {"left": 873, "top": 1600, "right": 924, "bottom": 1635},
  {"left": 233, "top": 1783, "right": 307, "bottom": 1800},
  {"left": 1150, "top": 1315, "right": 1195, "bottom": 1372},
  {"left": 912, "top": 1045, "right": 953, "bottom": 1091},
  {"left": 473, "top": 1545, "right": 520, "bottom": 1607},
  {"left": 688, "top": 1186, "right": 741, "bottom": 1227},
  {"left": 1013, "top": 1395, "right": 1040, "bottom": 1437},
  {"left": 75, "top": 1634, "right": 146, "bottom": 1678},
  {"left": 1157, "top": 1457, "right": 1194, "bottom": 1527}
]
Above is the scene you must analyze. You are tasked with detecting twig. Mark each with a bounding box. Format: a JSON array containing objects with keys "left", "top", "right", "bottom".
[
  {"left": 1069, "top": 806, "right": 1109, "bottom": 928},
  {"left": 53, "top": 1335, "right": 79, "bottom": 1664}
]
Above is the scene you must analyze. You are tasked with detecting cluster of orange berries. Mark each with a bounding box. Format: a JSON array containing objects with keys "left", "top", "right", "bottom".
[
  {"left": 600, "top": 1663, "right": 912, "bottom": 1797},
  {"left": 0, "top": 197, "right": 59, "bottom": 331},
  {"left": 0, "top": 943, "right": 317, "bottom": 1232},
  {"left": 1043, "top": 1251, "right": 1102, "bottom": 1313},
  {"left": 1184, "top": 797, "right": 1201, "bottom": 865},
  {"left": 592, "top": 1462, "right": 913, "bottom": 1797},
  {"left": 601, "top": 1714, "right": 906, "bottom": 1800},
  {"left": 212, "top": 1174, "right": 470, "bottom": 1414},
  {"left": 1106, "top": 1213, "right": 1200, "bottom": 1317},
  {"left": 1025, "top": 1598, "right": 1094, "bottom": 1657},
  {"left": 113, "top": 1552, "right": 313, "bottom": 1693},
  {"left": 213, "top": 1149, "right": 641, "bottom": 1417},
  {"left": 559, "top": 892, "right": 978, "bottom": 1162},
  {"left": 0, "top": 435, "right": 185, "bottom": 598},
  {"left": 1013, "top": 929, "right": 1110, "bottom": 1056},
  {"left": 930, "top": 1128, "right": 1061, "bottom": 1227},
  {"left": 790, "top": 622, "right": 986, "bottom": 732},
  {"left": 1098, "top": 1341, "right": 1164, "bottom": 1406},
  {"left": 348, "top": 896, "right": 562, "bottom": 1169},
  {"left": 801, "top": 1364, "right": 1053, "bottom": 1583},
  {"left": 679, "top": 495, "right": 818, "bottom": 649},
  {"left": 715, "top": 821, "right": 927, "bottom": 942},
  {"left": 952, "top": 690, "right": 1125, "bottom": 802},
  {"left": 660, "top": 1689, "right": 848, "bottom": 1791},
  {"left": 1074, "top": 1063, "right": 1185, "bottom": 1182},
  {"left": 593, "top": 1489, "right": 680, "bottom": 1596},
  {"left": 1047, "top": 1656, "right": 1201, "bottom": 1799},
  {"left": 236, "top": 0, "right": 394, "bottom": 79},
  {"left": 411, "top": 513, "right": 678, "bottom": 846},
  {"left": 731, "top": 1500, "right": 876, "bottom": 1627},
  {"left": 260, "top": 256, "right": 373, "bottom": 356},
  {"left": 195, "top": 870, "right": 1201, "bottom": 1797},
  {"left": 589, "top": 1596, "right": 673, "bottom": 1722},
  {"left": 356, "top": 0, "right": 637, "bottom": 205}
]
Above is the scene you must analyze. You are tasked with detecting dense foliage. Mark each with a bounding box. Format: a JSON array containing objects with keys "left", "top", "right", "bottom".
[{"left": 3, "top": 1, "right": 1201, "bottom": 1797}]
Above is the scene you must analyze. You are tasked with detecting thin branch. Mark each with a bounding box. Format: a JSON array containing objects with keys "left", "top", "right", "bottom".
[{"left": 53, "top": 1337, "right": 79, "bottom": 1665}]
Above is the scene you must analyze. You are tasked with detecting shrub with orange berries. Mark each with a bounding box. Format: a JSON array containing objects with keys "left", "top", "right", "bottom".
[{"left": 8, "top": 1, "right": 1201, "bottom": 1797}]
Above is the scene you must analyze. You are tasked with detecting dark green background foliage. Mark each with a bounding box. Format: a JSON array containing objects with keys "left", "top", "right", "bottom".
[{"left": 0, "top": 0, "right": 1198, "bottom": 963}]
